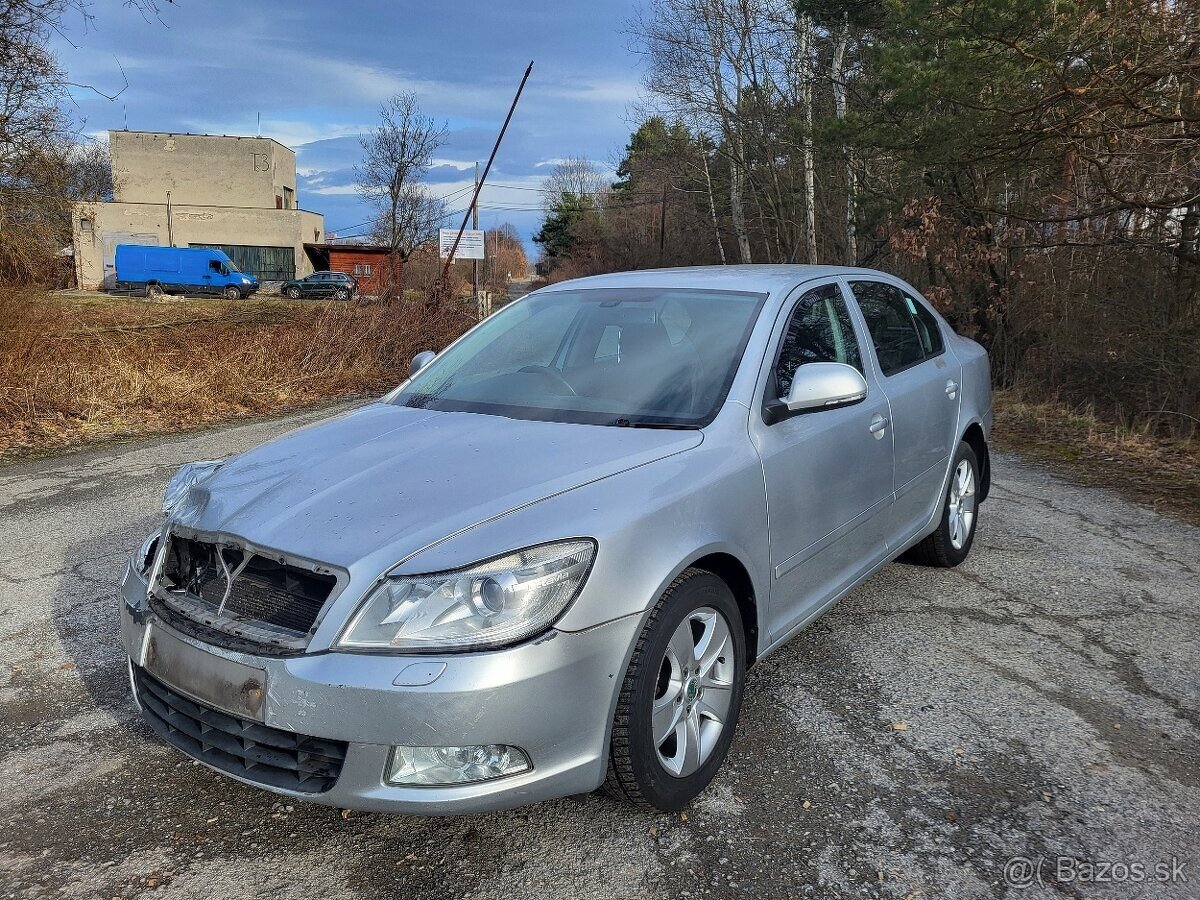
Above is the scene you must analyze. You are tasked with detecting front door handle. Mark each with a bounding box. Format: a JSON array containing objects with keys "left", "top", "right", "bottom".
[
  {"left": 869, "top": 414, "right": 889, "bottom": 438},
  {"left": 945, "top": 380, "right": 959, "bottom": 398}
]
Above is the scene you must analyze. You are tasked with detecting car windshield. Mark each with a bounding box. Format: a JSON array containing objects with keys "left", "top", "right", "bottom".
[
  {"left": 393, "top": 287, "right": 766, "bottom": 427},
  {"left": 219, "top": 256, "right": 240, "bottom": 273}
]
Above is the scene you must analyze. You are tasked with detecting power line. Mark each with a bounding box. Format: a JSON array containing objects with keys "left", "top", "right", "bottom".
[
  {"left": 488, "top": 181, "right": 668, "bottom": 199},
  {"left": 325, "top": 184, "right": 480, "bottom": 233}
]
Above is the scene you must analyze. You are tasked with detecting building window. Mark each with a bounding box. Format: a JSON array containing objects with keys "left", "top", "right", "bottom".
[
  {"left": 79, "top": 218, "right": 93, "bottom": 233},
  {"left": 353, "top": 263, "right": 372, "bottom": 276},
  {"left": 282, "top": 186, "right": 294, "bottom": 210}
]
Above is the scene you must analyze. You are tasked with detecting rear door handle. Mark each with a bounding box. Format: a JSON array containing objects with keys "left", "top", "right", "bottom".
[
  {"left": 869, "top": 414, "right": 889, "bottom": 438},
  {"left": 945, "top": 380, "right": 959, "bottom": 398}
]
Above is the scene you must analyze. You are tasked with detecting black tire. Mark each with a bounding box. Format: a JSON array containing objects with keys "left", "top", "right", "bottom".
[
  {"left": 145, "top": 283, "right": 163, "bottom": 300},
  {"left": 223, "top": 285, "right": 242, "bottom": 300},
  {"left": 605, "top": 568, "right": 746, "bottom": 812},
  {"left": 907, "top": 441, "right": 980, "bottom": 567},
  {"left": 333, "top": 288, "right": 349, "bottom": 300},
  {"left": 285, "top": 286, "right": 302, "bottom": 299}
]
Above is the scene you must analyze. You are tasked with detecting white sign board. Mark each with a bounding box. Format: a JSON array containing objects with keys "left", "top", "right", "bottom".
[{"left": 439, "top": 228, "right": 485, "bottom": 260}]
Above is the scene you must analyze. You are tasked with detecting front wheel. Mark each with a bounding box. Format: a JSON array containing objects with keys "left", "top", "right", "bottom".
[
  {"left": 605, "top": 568, "right": 745, "bottom": 811},
  {"left": 285, "top": 286, "right": 302, "bottom": 299},
  {"left": 223, "top": 285, "right": 242, "bottom": 300},
  {"left": 907, "top": 441, "right": 980, "bottom": 567}
]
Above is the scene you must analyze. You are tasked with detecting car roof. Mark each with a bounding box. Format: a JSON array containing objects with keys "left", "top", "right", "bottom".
[{"left": 537, "top": 264, "right": 896, "bottom": 296}]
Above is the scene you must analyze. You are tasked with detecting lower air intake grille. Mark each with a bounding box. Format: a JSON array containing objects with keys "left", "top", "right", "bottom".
[{"left": 133, "top": 666, "right": 347, "bottom": 793}]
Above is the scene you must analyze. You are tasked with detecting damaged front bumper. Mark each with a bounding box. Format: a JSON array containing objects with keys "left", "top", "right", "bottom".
[{"left": 119, "top": 562, "right": 639, "bottom": 814}]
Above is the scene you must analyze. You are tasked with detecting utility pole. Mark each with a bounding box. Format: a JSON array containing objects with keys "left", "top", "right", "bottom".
[
  {"left": 440, "top": 61, "right": 533, "bottom": 282},
  {"left": 658, "top": 184, "right": 667, "bottom": 266},
  {"left": 473, "top": 161, "right": 481, "bottom": 321},
  {"left": 166, "top": 191, "right": 174, "bottom": 247}
]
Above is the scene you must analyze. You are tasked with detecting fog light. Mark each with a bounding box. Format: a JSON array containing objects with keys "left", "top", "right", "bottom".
[{"left": 386, "top": 745, "right": 531, "bottom": 785}]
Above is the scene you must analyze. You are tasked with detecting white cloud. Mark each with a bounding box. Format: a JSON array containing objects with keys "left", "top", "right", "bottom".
[
  {"left": 543, "top": 77, "right": 642, "bottom": 105},
  {"left": 430, "top": 158, "right": 478, "bottom": 171},
  {"left": 308, "top": 184, "right": 361, "bottom": 196}
]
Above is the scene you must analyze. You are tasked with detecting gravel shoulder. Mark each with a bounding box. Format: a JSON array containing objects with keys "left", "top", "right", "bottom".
[{"left": 1, "top": 407, "right": 1197, "bottom": 899}]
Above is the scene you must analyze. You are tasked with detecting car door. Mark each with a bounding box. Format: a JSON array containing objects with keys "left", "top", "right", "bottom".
[
  {"left": 750, "top": 281, "right": 896, "bottom": 642},
  {"left": 848, "top": 279, "right": 961, "bottom": 544},
  {"left": 200, "top": 260, "right": 216, "bottom": 294}
]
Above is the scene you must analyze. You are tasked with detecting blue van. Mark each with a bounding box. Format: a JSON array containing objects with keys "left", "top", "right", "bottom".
[{"left": 114, "top": 246, "right": 259, "bottom": 299}]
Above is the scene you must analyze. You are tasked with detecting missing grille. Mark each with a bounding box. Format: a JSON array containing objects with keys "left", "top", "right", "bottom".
[{"left": 153, "top": 531, "right": 340, "bottom": 652}]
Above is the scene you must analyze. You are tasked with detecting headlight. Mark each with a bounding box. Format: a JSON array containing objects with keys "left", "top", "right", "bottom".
[
  {"left": 162, "top": 459, "right": 223, "bottom": 515},
  {"left": 337, "top": 540, "right": 596, "bottom": 652},
  {"left": 135, "top": 530, "right": 161, "bottom": 577}
]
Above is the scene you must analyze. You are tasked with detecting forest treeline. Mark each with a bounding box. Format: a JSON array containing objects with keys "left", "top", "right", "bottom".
[{"left": 535, "top": 0, "right": 1199, "bottom": 437}]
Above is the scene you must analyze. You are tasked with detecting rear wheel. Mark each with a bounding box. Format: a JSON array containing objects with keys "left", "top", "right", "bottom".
[
  {"left": 145, "top": 283, "right": 163, "bottom": 300},
  {"left": 605, "top": 568, "right": 745, "bottom": 811},
  {"left": 223, "top": 285, "right": 242, "bottom": 300},
  {"left": 907, "top": 441, "right": 980, "bottom": 567}
]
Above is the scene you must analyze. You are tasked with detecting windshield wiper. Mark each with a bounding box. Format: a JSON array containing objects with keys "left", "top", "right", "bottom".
[{"left": 611, "top": 418, "right": 700, "bottom": 430}]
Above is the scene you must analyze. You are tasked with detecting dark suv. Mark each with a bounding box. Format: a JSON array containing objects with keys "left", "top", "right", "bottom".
[{"left": 281, "top": 271, "right": 358, "bottom": 300}]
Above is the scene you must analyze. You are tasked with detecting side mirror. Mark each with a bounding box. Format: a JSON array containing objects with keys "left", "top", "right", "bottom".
[
  {"left": 408, "top": 350, "right": 436, "bottom": 379},
  {"left": 783, "top": 362, "right": 868, "bottom": 412},
  {"left": 764, "top": 362, "right": 868, "bottom": 424}
]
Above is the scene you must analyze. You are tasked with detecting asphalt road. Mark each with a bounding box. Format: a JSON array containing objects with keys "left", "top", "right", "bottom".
[{"left": 1, "top": 407, "right": 1197, "bottom": 900}]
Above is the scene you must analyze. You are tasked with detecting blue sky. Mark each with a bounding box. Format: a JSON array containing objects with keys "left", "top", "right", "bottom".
[{"left": 52, "top": 0, "right": 644, "bottom": 253}]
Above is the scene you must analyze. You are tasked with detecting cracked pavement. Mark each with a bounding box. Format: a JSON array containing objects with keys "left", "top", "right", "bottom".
[{"left": 1, "top": 407, "right": 1197, "bottom": 899}]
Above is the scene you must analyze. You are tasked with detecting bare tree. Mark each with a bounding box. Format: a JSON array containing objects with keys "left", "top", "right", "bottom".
[
  {"left": 0, "top": 0, "right": 91, "bottom": 281},
  {"left": 480, "top": 223, "right": 529, "bottom": 296},
  {"left": 634, "top": 0, "right": 824, "bottom": 264},
  {"left": 635, "top": 0, "right": 748, "bottom": 259},
  {"left": 0, "top": 0, "right": 172, "bottom": 283},
  {"left": 357, "top": 93, "right": 447, "bottom": 296},
  {"left": 540, "top": 156, "right": 607, "bottom": 209}
]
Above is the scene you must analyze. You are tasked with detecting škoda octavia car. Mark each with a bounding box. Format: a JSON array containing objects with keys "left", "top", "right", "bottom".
[{"left": 121, "top": 265, "right": 991, "bottom": 813}]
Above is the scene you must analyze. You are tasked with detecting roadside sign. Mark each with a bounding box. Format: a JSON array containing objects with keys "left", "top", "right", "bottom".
[{"left": 439, "top": 228, "right": 485, "bottom": 260}]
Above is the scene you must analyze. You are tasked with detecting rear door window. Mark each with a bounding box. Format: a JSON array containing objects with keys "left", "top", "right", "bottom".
[{"left": 850, "top": 281, "right": 942, "bottom": 376}]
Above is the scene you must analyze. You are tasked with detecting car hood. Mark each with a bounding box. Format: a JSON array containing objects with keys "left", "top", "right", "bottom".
[{"left": 169, "top": 402, "right": 702, "bottom": 570}]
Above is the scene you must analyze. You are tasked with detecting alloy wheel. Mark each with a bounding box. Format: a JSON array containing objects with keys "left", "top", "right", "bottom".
[
  {"left": 652, "top": 606, "right": 736, "bottom": 777},
  {"left": 947, "top": 459, "right": 977, "bottom": 550}
]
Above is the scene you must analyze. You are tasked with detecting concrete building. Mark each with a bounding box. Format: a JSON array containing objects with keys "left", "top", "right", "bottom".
[{"left": 73, "top": 131, "right": 325, "bottom": 289}]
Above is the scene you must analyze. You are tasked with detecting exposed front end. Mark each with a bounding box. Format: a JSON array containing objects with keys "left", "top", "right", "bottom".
[{"left": 119, "top": 527, "right": 637, "bottom": 814}]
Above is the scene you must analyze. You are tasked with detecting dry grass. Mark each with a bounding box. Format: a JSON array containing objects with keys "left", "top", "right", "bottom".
[
  {"left": 0, "top": 288, "right": 472, "bottom": 461},
  {"left": 994, "top": 388, "right": 1200, "bottom": 525}
]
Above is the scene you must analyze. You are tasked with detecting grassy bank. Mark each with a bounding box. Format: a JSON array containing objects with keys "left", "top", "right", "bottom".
[
  {"left": 993, "top": 390, "right": 1200, "bottom": 526},
  {"left": 0, "top": 289, "right": 471, "bottom": 461}
]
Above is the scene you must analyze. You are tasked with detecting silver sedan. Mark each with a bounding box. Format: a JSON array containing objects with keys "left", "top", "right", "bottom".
[{"left": 120, "top": 265, "right": 992, "bottom": 813}]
